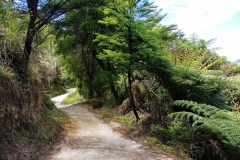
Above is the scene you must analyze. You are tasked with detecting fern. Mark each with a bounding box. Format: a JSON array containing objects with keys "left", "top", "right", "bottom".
[
  {"left": 170, "top": 66, "right": 231, "bottom": 110},
  {"left": 169, "top": 100, "right": 240, "bottom": 148}
]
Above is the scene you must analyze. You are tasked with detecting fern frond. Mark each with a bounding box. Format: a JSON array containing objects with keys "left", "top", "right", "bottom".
[
  {"left": 172, "top": 100, "right": 228, "bottom": 116},
  {"left": 201, "top": 57, "right": 224, "bottom": 71},
  {"left": 170, "top": 100, "right": 240, "bottom": 148},
  {"left": 205, "top": 37, "right": 217, "bottom": 47},
  {"left": 168, "top": 111, "right": 203, "bottom": 122},
  {"left": 201, "top": 70, "right": 223, "bottom": 76}
]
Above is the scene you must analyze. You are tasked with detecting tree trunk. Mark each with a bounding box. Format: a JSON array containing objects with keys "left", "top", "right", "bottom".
[
  {"left": 88, "top": 82, "right": 93, "bottom": 99},
  {"left": 19, "top": 0, "right": 39, "bottom": 81},
  {"left": 110, "top": 82, "right": 119, "bottom": 101},
  {"left": 127, "top": 70, "right": 139, "bottom": 122},
  {"left": 126, "top": 23, "right": 139, "bottom": 121},
  {"left": 96, "top": 58, "right": 119, "bottom": 101},
  {"left": 107, "top": 62, "right": 119, "bottom": 101}
]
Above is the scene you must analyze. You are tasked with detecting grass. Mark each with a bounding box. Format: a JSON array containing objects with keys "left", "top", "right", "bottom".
[
  {"left": 61, "top": 91, "right": 82, "bottom": 105},
  {"left": 147, "top": 137, "right": 192, "bottom": 159},
  {"left": 115, "top": 115, "right": 133, "bottom": 127},
  {"left": 101, "top": 107, "right": 115, "bottom": 119},
  {"left": 20, "top": 106, "right": 70, "bottom": 143}
]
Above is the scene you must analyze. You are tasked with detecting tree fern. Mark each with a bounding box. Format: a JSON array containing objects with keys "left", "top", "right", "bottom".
[
  {"left": 168, "top": 100, "right": 240, "bottom": 148},
  {"left": 170, "top": 34, "right": 224, "bottom": 71}
]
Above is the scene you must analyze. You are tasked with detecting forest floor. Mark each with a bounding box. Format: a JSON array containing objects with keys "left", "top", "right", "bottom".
[{"left": 41, "top": 89, "right": 178, "bottom": 160}]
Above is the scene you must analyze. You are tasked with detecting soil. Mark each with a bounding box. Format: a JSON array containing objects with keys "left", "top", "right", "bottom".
[{"left": 41, "top": 88, "right": 178, "bottom": 160}]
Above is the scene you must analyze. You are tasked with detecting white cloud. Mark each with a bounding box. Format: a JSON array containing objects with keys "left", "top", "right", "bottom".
[
  {"left": 154, "top": 0, "right": 240, "bottom": 61},
  {"left": 213, "top": 33, "right": 240, "bottom": 61},
  {"left": 156, "top": 0, "right": 240, "bottom": 28}
]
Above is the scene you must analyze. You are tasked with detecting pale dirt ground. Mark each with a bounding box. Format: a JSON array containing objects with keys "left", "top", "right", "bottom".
[{"left": 41, "top": 88, "right": 177, "bottom": 160}]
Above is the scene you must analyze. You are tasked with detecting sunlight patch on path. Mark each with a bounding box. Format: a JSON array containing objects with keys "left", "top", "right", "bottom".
[{"left": 51, "top": 88, "right": 76, "bottom": 108}]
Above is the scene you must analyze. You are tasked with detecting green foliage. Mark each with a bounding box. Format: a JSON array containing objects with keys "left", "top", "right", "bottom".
[
  {"left": 147, "top": 137, "right": 175, "bottom": 153},
  {"left": 42, "top": 106, "right": 70, "bottom": 124},
  {"left": 150, "top": 124, "right": 170, "bottom": 141},
  {"left": 41, "top": 94, "right": 70, "bottom": 123},
  {"left": 170, "top": 34, "right": 224, "bottom": 71},
  {"left": 61, "top": 91, "right": 82, "bottom": 105},
  {"left": 93, "top": 0, "right": 179, "bottom": 121},
  {"left": 54, "top": 0, "right": 111, "bottom": 99},
  {"left": 234, "top": 65, "right": 240, "bottom": 74},
  {"left": 147, "top": 135, "right": 191, "bottom": 159},
  {"left": 42, "top": 94, "right": 55, "bottom": 109},
  {"left": 169, "top": 100, "right": 240, "bottom": 158},
  {"left": 0, "top": 65, "right": 15, "bottom": 79},
  {"left": 169, "top": 121, "right": 194, "bottom": 142},
  {"left": 95, "top": 0, "right": 177, "bottom": 70},
  {"left": 115, "top": 115, "right": 133, "bottom": 126},
  {"left": 168, "top": 66, "right": 231, "bottom": 109},
  {"left": 150, "top": 122, "right": 195, "bottom": 145}
]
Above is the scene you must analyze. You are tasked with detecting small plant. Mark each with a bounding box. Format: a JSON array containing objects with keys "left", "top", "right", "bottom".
[
  {"left": 43, "top": 107, "right": 70, "bottom": 124},
  {"left": 168, "top": 121, "right": 194, "bottom": 142},
  {"left": 101, "top": 107, "right": 114, "bottom": 119},
  {"left": 150, "top": 124, "right": 170, "bottom": 142},
  {"left": 147, "top": 137, "right": 162, "bottom": 147},
  {"left": 61, "top": 91, "right": 82, "bottom": 105},
  {"left": 115, "top": 115, "right": 132, "bottom": 126},
  {"left": 147, "top": 137, "right": 190, "bottom": 158}
]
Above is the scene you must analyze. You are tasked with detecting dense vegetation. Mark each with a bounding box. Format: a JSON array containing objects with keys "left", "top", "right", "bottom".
[{"left": 0, "top": 0, "right": 240, "bottom": 159}]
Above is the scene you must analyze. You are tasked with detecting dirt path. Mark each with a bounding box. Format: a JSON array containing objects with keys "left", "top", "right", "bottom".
[{"left": 43, "top": 89, "right": 176, "bottom": 160}]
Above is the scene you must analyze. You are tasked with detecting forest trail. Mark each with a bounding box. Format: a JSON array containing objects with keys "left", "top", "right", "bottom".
[{"left": 42, "top": 89, "right": 175, "bottom": 160}]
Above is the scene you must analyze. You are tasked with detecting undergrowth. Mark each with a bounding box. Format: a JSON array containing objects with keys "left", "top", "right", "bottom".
[
  {"left": 147, "top": 121, "right": 193, "bottom": 159},
  {"left": 0, "top": 94, "right": 70, "bottom": 159},
  {"left": 115, "top": 115, "right": 133, "bottom": 126},
  {"left": 61, "top": 91, "right": 82, "bottom": 105},
  {"left": 100, "top": 106, "right": 116, "bottom": 120},
  {"left": 147, "top": 137, "right": 190, "bottom": 159}
]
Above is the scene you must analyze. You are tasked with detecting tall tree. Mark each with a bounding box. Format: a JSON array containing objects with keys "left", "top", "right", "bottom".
[
  {"left": 54, "top": 0, "right": 116, "bottom": 99},
  {"left": 95, "top": 0, "right": 178, "bottom": 121},
  {"left": 12, "top": 0, "right": 81, "bottom": 82}
]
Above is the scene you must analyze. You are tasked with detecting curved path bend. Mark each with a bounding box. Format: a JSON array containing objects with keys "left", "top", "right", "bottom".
[{"left": 43, "top": 89, "right": 175, "bottom": 160}]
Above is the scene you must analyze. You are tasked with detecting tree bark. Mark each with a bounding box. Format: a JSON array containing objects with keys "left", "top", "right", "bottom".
[
  {"left": 107, "top": 62, "right": 119, "bottom": 101},
  {"left": 128, "top": 70, "right": 139, "bottom": 122},
  {"left": 19, "top": 0, "right": 38, "bottom": 81},
  {"left": 96, "top": 58, "right": 119, "bottom": 101},
  {"left": 89, "top": 82, "right": 93, "bottom": 99}
]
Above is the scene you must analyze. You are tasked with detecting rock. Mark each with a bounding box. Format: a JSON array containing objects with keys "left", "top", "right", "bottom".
[
  {"left": 91, "top": 98, "right": 103, "bottom": 109},
  {"left": 119, "top": 98, "right": 131, "bottom": 114}
]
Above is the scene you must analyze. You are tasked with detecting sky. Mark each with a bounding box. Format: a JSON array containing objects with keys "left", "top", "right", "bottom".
[{"left": 153, "top": 0, "right": 240, "bottom": 62}]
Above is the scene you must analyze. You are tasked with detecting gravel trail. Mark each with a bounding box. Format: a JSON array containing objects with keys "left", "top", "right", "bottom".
[{"left": 43, "top": 89, "right": 175, "bottom": 160}]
